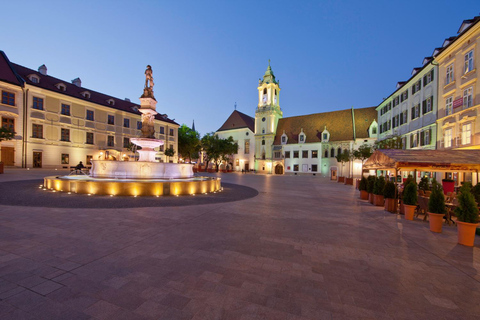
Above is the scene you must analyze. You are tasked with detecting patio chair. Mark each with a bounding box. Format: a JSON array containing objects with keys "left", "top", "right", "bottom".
[{"left": 416, "top": 196, "right": 429, "bottom": 221}]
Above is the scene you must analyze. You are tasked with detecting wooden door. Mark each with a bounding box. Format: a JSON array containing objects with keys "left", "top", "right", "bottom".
[
  {"left": 33, "top": 152, "right": 42, "bottom": 168},
  {"left": 1, "top": 147, "right": 14, "bottom": 166},
  {"left": 331, "top": 169, "right": 337, "bottom": 180}
]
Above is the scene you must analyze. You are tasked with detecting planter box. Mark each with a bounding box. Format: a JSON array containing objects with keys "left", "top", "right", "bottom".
[
  {"left": 384, "top": 198, "right": 397, "bottom": 213},
  {"left": 338, "top": 177, "right": 345, "bottom": 183},
  {"left": 360, "top": 190, "right": 369, "bottom": 200},
  {"left": 0, "top": 162, "right": 3, "bottom": 174},
  {"left": 374, "top": 194, "right": 384, "bottom": 206},
  {"left": 345, "top": 178, "right": 354, "bottom": 185},
  {"left": 442, "top": 180, "right": 455, "bottom": 195},
  {"left": 404, "top": 204, "right": 416, "bottom": 220},
  {"left": 457, "top": 221, "right": 479, "bottom": 246},
  {"left": 368, "top": 193, "right": 374, "bottom": 204}
]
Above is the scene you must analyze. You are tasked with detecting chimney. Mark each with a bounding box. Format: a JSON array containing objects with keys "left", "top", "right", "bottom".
[
  {"left": 124, "top": 98, "right": 131, "bottom": 102},
  {"left": 72, "top": 77, "right": 82, "bottom": 87},
  {"left": 38, "top": 64, "right": 47, "bottom": 75}
]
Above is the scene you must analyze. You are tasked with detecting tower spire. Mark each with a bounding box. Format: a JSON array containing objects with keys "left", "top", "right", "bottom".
[{"left": 192, "top": 120, "right": 196, "bottom": 132}]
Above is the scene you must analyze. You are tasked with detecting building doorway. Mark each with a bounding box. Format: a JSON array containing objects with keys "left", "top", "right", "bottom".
[
  {"left": 33, "top": 152, "right": 42, "bottom": 168},
  {"left": 1, "top": 147, "right": 14, "bottom": 166},
  {"left": 244, "top": 162, "right": 249, "bottom": 172},
  {"left": 331, "top": 169, "right": 337, "bottom": 180},
  {"left": 274, "top": 164, "right": 283, "bottom": 174}
]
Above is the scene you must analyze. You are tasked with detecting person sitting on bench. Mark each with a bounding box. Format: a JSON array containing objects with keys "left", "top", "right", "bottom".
[{"left": 75, "top": 161, "right": 86, "bottom": 174}]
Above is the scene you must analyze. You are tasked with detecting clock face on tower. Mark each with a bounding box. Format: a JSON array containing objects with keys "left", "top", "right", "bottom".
[
  {"left": 274, "top": 95, "right": 277, "bottom": 104},
  {"left": 262, "top": 95, "right": 267, "bottom": 104}
]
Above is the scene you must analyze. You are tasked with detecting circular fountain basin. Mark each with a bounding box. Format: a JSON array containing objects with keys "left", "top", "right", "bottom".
[
  {"left": 91, "top": 160, "right": 193, "bottom": 179},
  {"left": 44, "top": 175, "right": 221, "bottom": 196}
]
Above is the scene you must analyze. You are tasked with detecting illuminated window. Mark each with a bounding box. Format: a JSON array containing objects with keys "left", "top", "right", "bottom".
[
  {"left": 464, "top": 50, "right": 474, "bottom": 74},
  {"left": 444, "top": 128, "right": 452, "bottom": 148},
  {"left": 293, "top": 164, "right": 299, "bottom": 172},
  {"left": 61, "top": 154, "right": 69, "bottom": 164},
  {"left": 312, "top": 150, "right": 318, "bottom": 158},
  {"left": 462, "top": 123, "right": 472, "bottom": 145},
  {"left": 107, "top": 135, "right": 114, "bottom": 147},
  {"left": 463, "top": 87, "right": 473, "bottom": 109},
  {"left": 86, "top": 110, "right": 94, "bottom": 121},
  {"left": 108, "top": 115, "right": 115, "bottom": 125},
  {"left": 446, "top": 64, "right": 454, "bottom": 84},
  {"left": 60, "top": 128, "right": 70, "bottom": 142},
  {"left": 445, "top": 96, "right": 453, "bottom": 116},
  {"left": 32, "top": 97, "right": 43, "bottom": 110},
  {"left": 2, "top": 91, "right": 15, "bottom": 106},
  {"left": 86, "top": 132, "right": 94, "bottom": 144},
  {"left": 32, "top": 124, "right": 43, "bottom": 139},
  {"left": 61, "top": 104, "right": 70, "bottom": 116},
  {"left": 244, "top": 140, "right": 250, "bottom": 154}
]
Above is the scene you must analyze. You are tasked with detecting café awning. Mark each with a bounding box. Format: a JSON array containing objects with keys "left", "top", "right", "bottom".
[{"left": 363, "top": 149, "right": 480, "bottom": 172}]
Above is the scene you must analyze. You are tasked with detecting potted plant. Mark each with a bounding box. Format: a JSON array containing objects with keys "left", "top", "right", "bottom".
[
  {"left": 442, "top": 178, "right": 455, "bottom": 195},
  {"left": 367, "top": 176, "right": 375, "bottom": 204},
  {"left": 384, "top": 180, "right": 397, "bottom": 213},
  {"left": 427, "top": 180, "right": 446, "bottom": 233},
  {"left": 358, "top": 176, "right": 368, "bottom": 200},
  {"left": 373, "top": 176, "right": 386, "bottom": 206},
  {"left": 403, "top": 181, "right": 417, "bottom": 220},
  {"left": 337, "top": 176, "right": 345, "bottom": 183},
  {"left": 455, "top": 185, "right": 479, "bottom": 246},
  {"left": 418, "top": 176, "right": 430, "bottom": 193},
  {"left": 472, "top": 183, "right": 480, "bottom": 206}
]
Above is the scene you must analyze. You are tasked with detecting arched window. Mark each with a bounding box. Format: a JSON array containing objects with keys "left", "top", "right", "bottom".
[
  {"left": 262, "top": 139, "right": 265, "bottom": 145},
  {"left": 263, "top": 88, "right": 267, "bottom": 94},
  {"left": 337, "top": 147, "right": 342, "bottom": 155},
  {"left": 330, "top": 148, "right": 335, "bottom": 157},
  {"left": 324, "top": 150, "right": 328, "bottom": 158}
]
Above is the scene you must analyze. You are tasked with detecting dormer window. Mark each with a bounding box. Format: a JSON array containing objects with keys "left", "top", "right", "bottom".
[
  {"left": 55, "top": 83, "right": 67, "bottom": 91},
  {"left": 28, "top": 74, "right": 40, "bottom": 83},
  {"left": 321, "top": 127, "right": 330, "bottom": 142},
  {"left": 298, "top": 129, "right": 306, "bottom": 143},
  {"left": 81, "top": 91, "right": 91, "bottom": 99},
  {"left": 107, "top": 99, "right": 115, "bottom": 106}
]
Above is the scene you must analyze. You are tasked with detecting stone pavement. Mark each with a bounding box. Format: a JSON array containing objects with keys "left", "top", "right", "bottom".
[{"left": 1, "top": 169, "right": 480, "bottom": 319}]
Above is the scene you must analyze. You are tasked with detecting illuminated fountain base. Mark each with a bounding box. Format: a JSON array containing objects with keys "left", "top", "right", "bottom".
[
  {"left": 91, "top": 160, "right": 194, "bottom": 179},
  {"left": 44, "top": 175, "right": 221, "bottom": 197}
]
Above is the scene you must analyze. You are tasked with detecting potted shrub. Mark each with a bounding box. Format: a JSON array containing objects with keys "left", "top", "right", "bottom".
[
  {"left": 359, "top": 176, "right": 368, "bottom": 200},
  {"left": 418, "top": 176, "right": 430, "bottom": 193},
  {"left": 367, "top": 176, "right": 375, "bottom": 204},
  {"left": 455, "top": 185, "right": 479, "bottom": 247},
  {"left": 427, "top": 180, "right": 446, "bottom": 233},
  {"left": 384, "top": 180, "right": 397, "bottom": 213},
  {"left": 472, "top": 183, "right": 480, "bottom": 206},
  {"left": 403, "top": 181, "right": 417, "bottom": 220},
  {"left": 442, "top": 178, "right": 455, "bottom": 195},
  {"left": 373, "top": 176, "right": 386, "bottom": 206}
]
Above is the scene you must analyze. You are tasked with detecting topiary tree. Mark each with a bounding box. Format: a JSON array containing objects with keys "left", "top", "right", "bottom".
[
  {"left": 373, "top": 176, "right": 386, "bottom": 196},
  {"left": 404, "top": 174, "right": 415, "bottom": 188},
  {"left": 403, "top": 181, "right": 418, "bottom": 206},
  {"left": 359, "top": 176, "right": 367, "bottom": 191},
  {"left": 455, "top": 187, "right": 479, "bottom": 223},
  {"left": 428, "top": 180, "right": 446, "bottom": 214},
  {"left": 418, "top": 176, "right": 430, "bottom": 192},
  {"left": 472, "top": 183, "right": 480, "bottom": 206},
  {"left": 384, "top": 180, "right": 396, "bottom": 199},
  {"left": 367, "top": 176, "right": 375, "bottom": 194}
]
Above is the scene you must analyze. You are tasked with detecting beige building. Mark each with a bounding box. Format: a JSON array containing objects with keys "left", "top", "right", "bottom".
[{"left": 0, "top": 51, "right": 178, "bottom": 168}]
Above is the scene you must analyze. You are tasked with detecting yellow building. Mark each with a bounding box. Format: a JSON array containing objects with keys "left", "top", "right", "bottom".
[
  {"left": 0, "top": 51, "right": 178, "bottom": 168},
  {"left": 435, "top": 16, "right": 480, "bottom": 151}
]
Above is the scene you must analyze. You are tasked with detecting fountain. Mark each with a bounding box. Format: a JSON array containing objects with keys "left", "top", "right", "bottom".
[{"left": 44, "top": 66, "right": 221, "bottom": 196}]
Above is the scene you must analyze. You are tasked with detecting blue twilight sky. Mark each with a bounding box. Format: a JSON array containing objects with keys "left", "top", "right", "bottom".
[{"left": 1, "top": 1, "right": 479, "bottom": 136}]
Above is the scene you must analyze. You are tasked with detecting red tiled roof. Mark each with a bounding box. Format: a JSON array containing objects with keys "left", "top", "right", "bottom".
[
  {"left": 0, "top": 51, "right": 24, "bottom": 86},
  {"left": 273, "top": 107, "right": 377, "bottom": 145},
  {"left": 217, "top": 110, "right": 255, "bottom": 132},
  {"left": 3, "top": 53, "right": 177, "bottom": 125}
]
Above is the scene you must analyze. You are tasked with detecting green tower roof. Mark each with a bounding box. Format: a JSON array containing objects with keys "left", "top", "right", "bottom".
[{"left": 260, "top": 60, "right": 278, "bottom": 85}]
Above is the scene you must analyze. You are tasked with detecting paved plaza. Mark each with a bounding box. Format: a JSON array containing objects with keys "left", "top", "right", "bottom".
[{"left": 1, "top": 169, "right": 480, "bottom": 319}]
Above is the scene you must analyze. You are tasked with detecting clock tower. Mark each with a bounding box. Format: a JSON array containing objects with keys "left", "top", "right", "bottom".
[{"left": 254, "top": 61, "right": 283, "bottom": 173}]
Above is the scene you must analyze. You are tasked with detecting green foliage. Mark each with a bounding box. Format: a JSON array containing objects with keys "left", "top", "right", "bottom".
[
  {"left": 428, "top": 180, "right": 446, "bottom": 214},
  {"left": 404, "top": 175, "right": 414, "bottom": 188},
  {"left": 201, "top": 133, "right": 238, "bottom": 172},
  {"left": 335, "top": 150, "right": 351, "bottom": 177},
  {"left": 374, "top": 134, "right": 403, "bottom": 150},
  {"left": 472, "top": 183, "right": 480, "bottom": 205},
  {"left": 164, "top": 147, "right": 175, "bottom": 162},
  {"left": 418, "top": 177, "right": 429, "bottom": 191},
  {"left": 0, "top": 127, "right": 15, "bottom": 142},
  {"left": 373, "top": 176, "right": 386, "bottom": 196},
  {"left": 178, "top": 124, "right": 201, "bottom": 162},
  {"left": 403, "top": 181, "right": 418, "bottom": 206},
  {"left": 359, "top": 176, "right": 367, "bottom": 191},
  {"left": 455, "top": 187, "right": 479, "bottom": 223},
  {"left": 366, "top": 175, "right": 375, "bottom": 194},
  {"left": 384, "top": 180, "right": 396, "bottom": 199},
  {"left": 352, "top": 144, "right": 373, "bottom": 162}
]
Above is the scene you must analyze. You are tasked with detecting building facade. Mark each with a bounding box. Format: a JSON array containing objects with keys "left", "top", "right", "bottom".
[{"left": 0, "top": 51, "right": 179, "bottom": 168}]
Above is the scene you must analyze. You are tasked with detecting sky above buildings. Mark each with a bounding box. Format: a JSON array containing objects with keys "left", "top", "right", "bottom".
[{"left": 1, "top": 1, "right": 479, "bottom": 136}]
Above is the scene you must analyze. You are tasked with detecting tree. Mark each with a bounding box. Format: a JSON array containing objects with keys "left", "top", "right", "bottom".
[
  {"left": 352, "top": 143, "right": 373, "bottom": 177},
  {"left": 178, "top": 124, "right": 200, "bottom": 163},
  {"left": 201, "top": 133, "right": 238, "bottom": 172},
  {"left": 0, "top": 127, "right": 15, "bottom": 142},
  {"left": 335, "top": 149, "right": 351, "bottom": 177},
  {"left": 164, "top": 147, "right": 175, "bottom": 163},
  {"left": 375, "top": 134, "right": 403, "bottom": 150}
]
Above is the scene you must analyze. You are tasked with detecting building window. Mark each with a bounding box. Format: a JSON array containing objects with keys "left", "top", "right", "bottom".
[
  {"left": 123, "top": 137, "right": 130, "bottom": 148},
  {"left": 32, "top": 124, "right": 43, "bottom": 138},
  {"left": 30, "top": 76, "right": 39, "bottom": 84},
  {"left": 464, "top": 50, "right": 474, "bottom": 74},
  {"left": 446, "top": 96, "right": 453, "bottom": 115},
  {"left": 400, "top": 90, "right": 408, "bottom": 102},
  {"left": 444, "top": 128, "right": 452, "bottom": 148},
  {"left": 2, "top": 118, "right": 14, "bottom": 131},
  {"left": 274, "top": 151, "right": 281, "bottom": 158},
  {"left": 159, "top": 145, "right": 164, "bottom": 152},
  {"left": 86, "top": 132, "right": 94, "bottom": 144},
  {"left": 244, "top": 140, "right": 250, "bottom": 154},
  {"left": 86, "top": 155, "right": 93, "bottom": 164},
  {"left": 293, "top": 151, "right": 299, "bottom": 158},
  {"left": 330, "top": 148, "right": 335, "bottom": 157},
  {"left": 61, "top": 104, "right": 70, "bottom": 116},
  {"left": 422, "top": 96, "right": 433, "bottom": 114},
  {"left": 462, "top": 123, "right": 472, "bottom": 145},
  {"left": 293, "top": 164, "right": 299, "bottom": 172},
  {"left": 86, "top": 110, "right": 94, "bottom": 121},
  {"left": 423, "top": 69, "right": 434, "bottom": 86},
  {"left": 137, "top": 121, "right": 142, "bottom": 130},
  {"left": 107, "top": 115, "right": 115, "bottom": 125},
  {"left": 32, "top": 97, "right": 43, "bottom": 110},
  {"left": 463, "top": 87, "right": 473, "bottom": 109},
  {"left": 423, "top": 129, "right": 430, "bottom": 146},
  {"left": 60, "top": 128, "right": 70, "bottom": 142},
  {"left": 312, "top": 150, "right": 318, "bottom": 158},
  {"left": 412, "top": 81, "right": 421, "bottom": 94},
  {"left": 324, "top": 150, "right": 328, "bottom": 158},
  {"left": 411, "top": 104, "right": 420, "bottom": 120},
  {"left": 285, "top": 151, "right": 290, "bottom": 158},
  {"left": 61, "top": 154, "right": 69, "bottom": 164},
  {"left": 2, "top": 91, "right": 15, "bottom": 106},
  {"left": 123, "top": 118, "right": 130, "bottom": 128},
  {"left": 299, "top": 135, "right": 304, "bottom": 142},
  {"left": 337, "top": 147, "right": 342, "bottom": 156},
  {"left": 281, "top": 136, "right": 286, "bottom": 143},
  {"left": 411, "top": 133, "right": 418, "bottom": 148},
  {"left": 169, "top": 128, "right": 174, "bottom": 136},
  {"left": 322, "top": 133, "right": 328, "bottom": 141},
  {"left": 160, "top": 126, "right": 165, "bottom": 134},
  {"left": 107, "top": 135, "right": 114, "bottom": 147},
  {"left": 311, "top": 164, "right": 318, "bottom": 172},
  {"left": 446, "top": 64, "right": 454, "bottom": 84},
  {"left": 302, "top": 150, "right": 308, "bottom": 158},
  {"left": 262, "top": 139, "right": 265, "bottom": 145}
]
